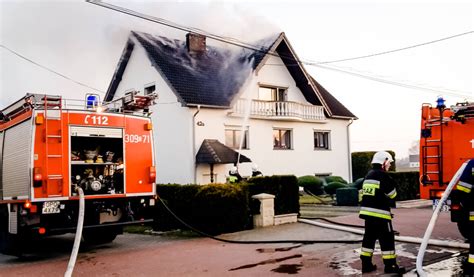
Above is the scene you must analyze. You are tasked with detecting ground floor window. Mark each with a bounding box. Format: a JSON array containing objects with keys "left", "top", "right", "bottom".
[
  {"left": 314, "top": 130, "right": 330, "bottom": 150},
  {"left": 273, "top": 128, "right": 292, "bottom": 150}
]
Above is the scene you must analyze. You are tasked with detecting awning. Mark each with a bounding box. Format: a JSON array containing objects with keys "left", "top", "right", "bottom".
[{"left": 196, "top": 139, "right": 251, "bottom": 164}]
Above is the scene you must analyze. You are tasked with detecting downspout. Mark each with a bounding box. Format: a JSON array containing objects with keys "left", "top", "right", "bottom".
[
  {"left": 346, "top": 119, "right": 354, "bottom": 183},
  {"left": 192, "top": 105, "right": 201, "bottom": 184}
]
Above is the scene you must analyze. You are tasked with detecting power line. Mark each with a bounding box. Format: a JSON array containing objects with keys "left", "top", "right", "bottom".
[
  {"left": 317, "top": 30, "right": 474, "bottom": 64},
  {"left": 0, "top": 44, "right": 105, "bottom": 94}
]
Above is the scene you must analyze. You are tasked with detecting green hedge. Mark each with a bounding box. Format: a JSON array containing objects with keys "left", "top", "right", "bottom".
[
  {"left": 298, "top": 175, "right": 324, "bottom": 195},
  {"left": 247, "top": 175, "right": 299, "bottom": 215},
  {"left": 388, "top": 171, "right": 419, "bottom": 201},
  {"left": 352, "top": 151, "right": 396, "bottom": 180},
  {"left": 325, "top": 176, "right": 348, "bottom": 184},
  {"left": 325, "top": 181, "right": 348, "bottom": 195},
  {"left": 154, "top": 183, "right": 250, "bottom": 235}
]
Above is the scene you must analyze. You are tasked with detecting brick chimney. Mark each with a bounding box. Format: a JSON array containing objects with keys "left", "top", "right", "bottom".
[{"left": 186, "top": 33, "right": 206, "bottom": 54}]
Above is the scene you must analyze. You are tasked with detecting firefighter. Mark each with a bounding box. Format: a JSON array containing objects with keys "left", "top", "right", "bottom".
[
  {"left": 229, "top": 166, "right": 242, "bottom": 183},
  {"left": 456, "top": 159, "right": 474, "bottom": 276},
  {"left": 252, "top": 164, "right": 263, "bottom": 177},
  {"left": 359, "top": 151, "right": 405, "bottom": 275}
]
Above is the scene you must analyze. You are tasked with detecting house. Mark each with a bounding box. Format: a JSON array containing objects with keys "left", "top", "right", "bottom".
[{"left": 105, "top": 31, "right": 357, "bottom": 185}]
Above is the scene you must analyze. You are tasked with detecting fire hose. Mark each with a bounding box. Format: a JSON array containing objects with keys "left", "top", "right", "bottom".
[
  {"left": 415, "top": 161, "right": 468, "bottom": 277},
  {"left": 64, "top": 186, "right": 85, "bottom": 277}
]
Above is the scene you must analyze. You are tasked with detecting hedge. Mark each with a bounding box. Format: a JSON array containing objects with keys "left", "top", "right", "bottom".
[
  {"left": 298, "top": 175, "right": 324, "bottom": 196},
  {"left": 246, "top": 175, "right": 299, "bottom": 215},
  {"left": 352, "top": 151, "right": 396, "bottom": 180},
  {"left": 388, "top": 171, "right": 420, "bottom": 201},
  {"left": 154, "top": 183, "right": 250, "bottom": 235}
]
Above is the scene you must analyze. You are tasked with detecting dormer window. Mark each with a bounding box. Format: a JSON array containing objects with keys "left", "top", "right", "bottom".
[
  {"left": 144, "top": 83, "right": 156, "bottom": 95},
  {"left": 259, "top": 86, "right": 287, "bottom": 101}
]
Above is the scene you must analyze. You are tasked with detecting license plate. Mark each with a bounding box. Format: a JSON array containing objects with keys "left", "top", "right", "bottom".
[
  {"left": 42, "top": 201, "right": 61, "bottom": 214},
  {"left": 432, "top": 199, "right": 451, "bottom": 212}
]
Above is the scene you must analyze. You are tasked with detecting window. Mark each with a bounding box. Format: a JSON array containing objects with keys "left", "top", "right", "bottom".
[
  {"left": 144, "top": 83, "right": 156, "bottom": 95},
  {"left": 225, "top": 127, "right": 248, "bottom": 149},
  {"left": 273, "top": 129, "right": 292, "bottom": 149},
  {"left": 259, "top": 86, "right": 287, "bottom": 101},
  {"left": 314, "top": 130, "right": 330, "bottom": 150}
]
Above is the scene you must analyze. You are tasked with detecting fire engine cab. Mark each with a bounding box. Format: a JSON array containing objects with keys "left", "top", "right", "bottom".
[
  {"left": 419, "top": 97, "right": 474, "bottom": 238},
  {"left": 0, "top": 92, "right": 157, "bottom": 256}
]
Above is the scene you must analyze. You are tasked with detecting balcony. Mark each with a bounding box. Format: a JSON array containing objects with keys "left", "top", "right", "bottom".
[{"left": 230, "top": 99, "right": 326, "bottom": 122}]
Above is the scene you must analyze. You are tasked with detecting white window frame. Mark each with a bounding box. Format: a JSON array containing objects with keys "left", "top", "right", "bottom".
[
  {"left": 144, "top": 82, "right": 156, "bottom": 95},
  {"left": 258, "top": 85, "right": 288, "bottom": 101},
  {"left": 225, "top": 126, "right": 249, "bottom": 149},
  {"left": 314, "top": 130, "right": 331, "bottom": 150},
  {"left": 273, "top": 128, "right": 292, "bottom": 150}
]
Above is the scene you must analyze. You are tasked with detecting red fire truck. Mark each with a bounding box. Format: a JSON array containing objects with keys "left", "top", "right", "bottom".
[
  {"left": 0, "top": 92, "right": 157, "bottom": 255},
  {"left": 419, "top": 97, "right": 474, "bottom": 238}
]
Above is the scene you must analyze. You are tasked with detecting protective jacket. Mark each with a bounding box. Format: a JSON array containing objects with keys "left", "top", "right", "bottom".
[
  {"left": 359, "top": 165, "right": 397, "bottom": 221},
  {"left": 456, "top": 159, "right": 474, "bottom": 214}
]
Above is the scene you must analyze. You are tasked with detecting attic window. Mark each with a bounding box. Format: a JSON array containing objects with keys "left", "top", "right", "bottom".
[
  {"left": 144, "top": 84, "right": 156, "bottom": 95},
  {"left": 259, "top": 86, "right": 287, "bottom": 101}
]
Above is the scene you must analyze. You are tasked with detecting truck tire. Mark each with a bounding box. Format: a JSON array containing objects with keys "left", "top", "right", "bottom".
[
  {"left": 82, "top": 227, "right": 119, "bottom": 244},
  {"left": 457, "top": 220, "right": 470, "bottom": 240}
]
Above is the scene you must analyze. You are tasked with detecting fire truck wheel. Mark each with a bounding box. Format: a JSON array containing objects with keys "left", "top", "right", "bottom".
[
  {"left": 82, "top": 227, "right": 119, "bottom": 245},
  {"left": 457, "top": 220, "right": 470, "bottom": 240}
]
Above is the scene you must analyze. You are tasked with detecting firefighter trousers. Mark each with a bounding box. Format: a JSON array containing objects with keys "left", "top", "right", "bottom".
[
  {"left": 360, "top": 218, "right": 397, "bottom": 265},
  {"left": 469, "top": 220, "right": 474, "bottom": 266}
]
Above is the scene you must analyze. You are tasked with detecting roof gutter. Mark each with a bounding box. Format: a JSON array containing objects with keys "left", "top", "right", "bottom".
[
  {"left": 187, "top": 103, "right": 231, "bottom": 109},
  {"left": 192, "top": 105, "right": 201, "bottom": 184}
]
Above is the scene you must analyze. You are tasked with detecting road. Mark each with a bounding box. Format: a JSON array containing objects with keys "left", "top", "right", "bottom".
[{"left": 0, "top": 205, "right": 469, "bottom": 276}]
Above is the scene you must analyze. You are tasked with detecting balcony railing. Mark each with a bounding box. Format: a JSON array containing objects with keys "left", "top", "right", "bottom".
[{"left": 231, "top": 99, "right": 326, "bottom": 121}]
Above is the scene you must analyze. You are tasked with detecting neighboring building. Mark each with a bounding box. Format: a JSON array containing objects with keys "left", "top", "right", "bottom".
[
  {"left": 409, "top": 154, "right": 420, "bottom": 169},
  {"left": 105, "top": 31, "right": 357, "bottom": 184}
]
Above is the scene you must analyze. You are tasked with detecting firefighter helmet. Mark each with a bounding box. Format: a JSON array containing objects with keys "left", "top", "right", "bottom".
[
  {"left": 230, "top": 166, "right": 238, "bottom": 174},
  {"left": 252, "top": 164, "right": 259, "bottom": 172},
  {"left": 371, "top": 151, "right": 393, "bottom": 164}
]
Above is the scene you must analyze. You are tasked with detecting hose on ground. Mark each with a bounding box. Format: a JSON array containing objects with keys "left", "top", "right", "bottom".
[
  {"left": 158, "top": 197, "right": 362, "bottom": 244},
  {"left": 64, "top": 187, "right": 85, "bottom": 277},
  {"left": 299, "top": 216, "right": 364, "bottom": 229},
  {"left": 416, "top": 161, "right": 467, "bottom": 277}
]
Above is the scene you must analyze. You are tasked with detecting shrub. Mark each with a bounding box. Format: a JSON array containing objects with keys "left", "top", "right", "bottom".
[
  {"left": 349, "top": 178, "right": 364, "bottom": 190},
  {"left": 352, "top": 151, "right": 396, "bottom": 180},
  {"left": 298, "top": 175, "right": 324, "bottom": 195},
  {"left": 325, "top": 181, "right": 348, "bottom": 195},
  {"left": 325, "top": 176, "right": 348, "bottom": 185},
  {"left": 388, "top": 171, "right": 419, "bottom": 201},
  {"left": 336, "top": 188, "right": 359, "bottom": 206},
  {"left": 246, "top": 175, "right": 299, "bottom": 215}
]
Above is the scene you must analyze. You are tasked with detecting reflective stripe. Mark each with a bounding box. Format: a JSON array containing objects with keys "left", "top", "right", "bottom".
[
  {"left": 382, "top": 254, "right": 397, "bottom": 260},
  {"left": 456, "top": 181, "right": 472, "bottom": 193},
  {"left": 362, "top": 247, "right": 374, "bottom": 253},
  {"left": 470, "top": 211, "right": 474, "bottom": 221},
  {"left": 386, "top": 189, "right": 397, "bottom": 199},
  {"left": 382, "top": 250, "right": 396, "bottom": 255},
  {"left": 228, "top": 176, "right": 238, "bottom": 183},
  {"left": 360, "top": 207, "right": 392, "bottom": 220},
  {"left": 469, "top": 254, "right": 474, "bottom": 264},
  {"left": 364, "top": 179, "right": 380, "bottom": 185},
  {"left": 360, "top": 251, "right": 373, "bottom": 257}
]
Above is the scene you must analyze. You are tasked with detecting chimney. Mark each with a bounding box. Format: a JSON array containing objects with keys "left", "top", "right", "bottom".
[{"left": 186, "top": 33, "right": 206, "bottom": 54}]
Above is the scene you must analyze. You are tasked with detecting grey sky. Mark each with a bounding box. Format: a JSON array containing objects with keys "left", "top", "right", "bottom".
[{"left": 1, "top": 0, "right": 473, "bottom": 158}]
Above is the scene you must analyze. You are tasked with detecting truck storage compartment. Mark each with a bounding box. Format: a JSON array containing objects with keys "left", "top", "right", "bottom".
[{"left": 70, "top": 127, "right": 124, "bottom": 196}]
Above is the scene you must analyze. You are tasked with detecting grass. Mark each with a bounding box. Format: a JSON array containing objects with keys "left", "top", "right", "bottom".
[{"left": 299, "top": 194, "right": 333, "bottom": 205}]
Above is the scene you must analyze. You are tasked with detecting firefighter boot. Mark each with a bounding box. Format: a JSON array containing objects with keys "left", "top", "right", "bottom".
[
  {"left": 384, "top": 261, "right": 406, "bottom": 275},
  {"left": 361, "top": 256, "right": 377, "bottom": 273},
  {"left": 463, "top": 262, "right": 474, "bottom": 276}
]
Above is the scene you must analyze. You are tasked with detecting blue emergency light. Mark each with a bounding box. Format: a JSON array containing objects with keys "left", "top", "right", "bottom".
[
  {"left": 86, "top": 94, "right": 100, "bottom": 109},
  {"left": 436, "top": 96, "right": 445, "bottom": 109}
]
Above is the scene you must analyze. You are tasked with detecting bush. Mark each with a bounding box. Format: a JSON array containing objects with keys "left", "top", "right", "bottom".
[
  {"left": 247, "top": 175, "right": 299, "bottom": 215},
  {"left": 154, "top": 183, "right": 250, "bottom": 235},
  {"left": 325, "top": 181, "right": 348, "bottom": 195},
  {"left": 388, "top": 171, "right": 419, "bottom": 201},
  {"left": 298, "top": 175, "right": 324, "bottom": 195},
  {"left": 352, "top": 151, "right": 396, "bottom": 180},
  {"left": 325, "top": 176, "right": 348, "bottom": 185},
  {"left": 349, "top": 178, "right": 364, "bottom": 190},
  {"left": 336, "top": 188, "right": 359, "bottom": 206}
]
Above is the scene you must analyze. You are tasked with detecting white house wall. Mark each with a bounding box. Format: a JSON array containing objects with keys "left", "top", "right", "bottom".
[
  {"left": 113, "top": 40, "right": 195, "bottom": 184},
  {"left": 194, "top": 107, "right": 351, "bottom": 184}
]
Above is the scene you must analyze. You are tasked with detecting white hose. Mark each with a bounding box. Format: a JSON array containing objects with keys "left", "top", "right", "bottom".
[
  {"left": 298, "top": 219, "right": 469, "bottom": 249},
  {"left": 64, "top": 187, "right": 85, "bottom": 277},
  {"left": 416, "top": 161, "right": 468, "bottom": 277}
]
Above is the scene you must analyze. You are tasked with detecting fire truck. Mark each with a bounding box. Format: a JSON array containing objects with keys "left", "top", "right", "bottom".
[
  {"left": 0, "top": 92, "right": 157, "bottom": 256},
  {"left": 419, "top": 97, "right": 474, "bottom": 238}
]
